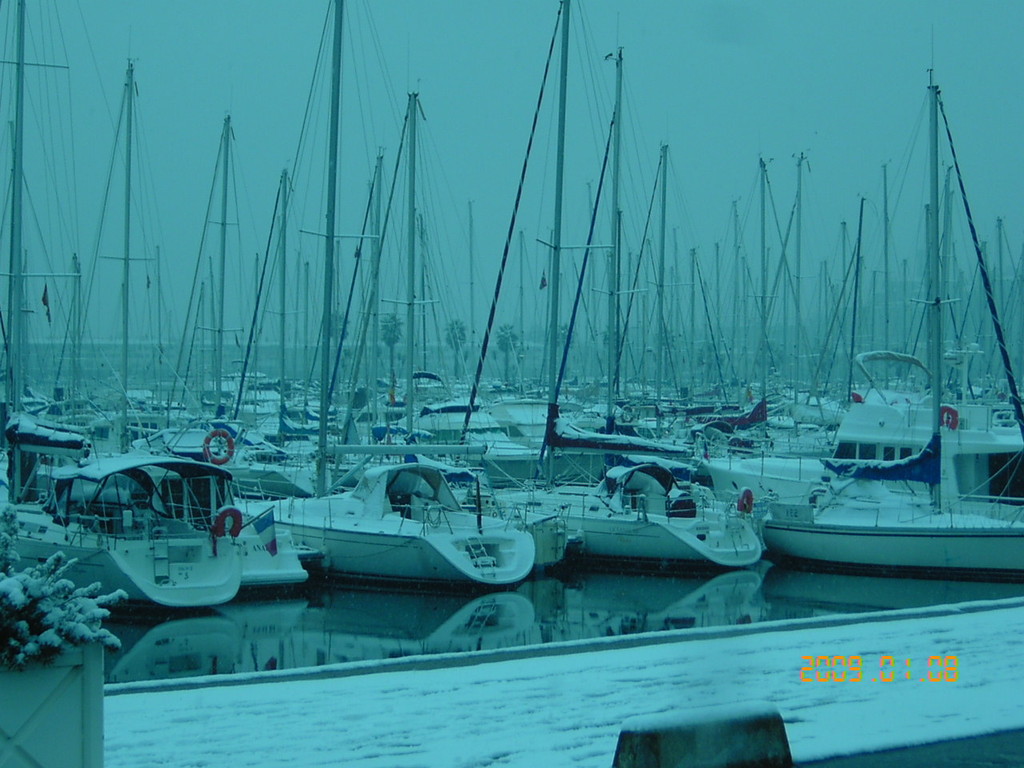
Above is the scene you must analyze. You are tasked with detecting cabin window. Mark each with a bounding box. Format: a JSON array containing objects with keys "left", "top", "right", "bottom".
[
  {"left": 858, "top": 444, "right": 877, "bottom": 460},
  {"left": 900, "top": 447, "right": 914, "bottom": 459},
  {"left": 987, "top": 453, "right": 1024, "bottom": 503},
  {"left": 834, "top": 442, "right": 856, "bottom": 459},
  {"left": 883, "top": 447, "right": 895, "bottom": 461}
]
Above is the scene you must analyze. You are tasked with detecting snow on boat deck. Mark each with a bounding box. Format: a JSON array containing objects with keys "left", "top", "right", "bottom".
[{"left": 103, "top": 596, "right": 1024, "bottom": 767}]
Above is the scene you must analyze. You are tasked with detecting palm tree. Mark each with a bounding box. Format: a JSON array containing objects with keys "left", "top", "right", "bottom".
[
  {"left": 380, "top": 313, "right": 403, "bottom": 402},
  {"left": 496, "top": 324, "right": 518, "bottom": 385},
  {"left": 445, "top": 318, "right": 467, "bottom": 379}
]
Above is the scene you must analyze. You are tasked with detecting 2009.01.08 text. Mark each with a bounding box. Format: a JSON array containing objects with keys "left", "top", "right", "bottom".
[{"left": 799, "top": 655, "right": 959, "bottom": 682}]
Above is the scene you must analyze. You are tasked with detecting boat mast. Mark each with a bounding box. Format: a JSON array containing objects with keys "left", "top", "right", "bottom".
[
  {"left": 544, "top": 0, "right": 571, "bottom": 482},
  {"left": 927, "top": 74, "right": 943, "bottom": 509},
  {"left": 655, "top": 143, "right": 667, "bottom": 428},
  {"left": 278, "top": 168, "right": 289, "bottom": 424},
  {"left": 468, "top": 200, "right": 476, "bottom": 365},
  {"left": 6, "top": 0, "right": 26, "bottom": 499},
  {"left": 120, "top": 61, "right": 135, "bottom": 453},
  {"left": 404, "top": 92, "right": 418, "bottom": 436},
  {"left": 316, "top": 0, "right": 345, "bottom": 495},
  {"left": 882, "top": 162, "right": 891, "bottom": 352},
  {"left": 758, "top": 156, "right": 768, "bottom": 413},
  {"left": 215, "top": 115, "right": 231, "bottom": 417},
  {"left": 606, "top": 47, "right": 622, "bottom": 430},
  {"left": 794, "top": 153, "right": 805, "bottom": 396}
]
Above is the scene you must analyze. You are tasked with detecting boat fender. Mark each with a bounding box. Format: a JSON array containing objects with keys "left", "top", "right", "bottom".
[
  {"left": 203, "top": 428, "right": 236, "bottom": 465},
  {"left": 212, "top": 505, "right": 244, "bottom": 538},
  {"left": 737, "top": 487, "right": 755, "bottom": 514},
  {"left": 940, "top": 406, "right": 959, "bottom": 430}
]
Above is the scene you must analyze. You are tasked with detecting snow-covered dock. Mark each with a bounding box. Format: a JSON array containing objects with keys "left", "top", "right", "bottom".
[{"left": 103, "top": 596, "right": 1024, "bottom": 767}]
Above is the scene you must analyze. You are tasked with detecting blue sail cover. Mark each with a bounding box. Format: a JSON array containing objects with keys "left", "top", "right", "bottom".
[{"left": 822, "top": 433, "right": 940, "bottom": 486}]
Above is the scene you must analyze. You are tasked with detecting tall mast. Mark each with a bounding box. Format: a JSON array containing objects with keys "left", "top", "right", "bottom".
[
  {"left": 404, "top": 92, "right": 418, "bottom": 435},
  {"left": 215, "top": 115, "right": 231, "bottom": 416},
  {"left": 278, "top": 168, "right": 289, "bottom": 422},
  {"left": 120, "top": 61, "right": 135, "bottom": 452},
  {"left": 6, "top": 0, "right": 26, "bottom": 499},
  {"left": 72, "top": 253, "right": 81, "bottom": 412},
  {"left": 369, "top": 152, "right": 383, "bottom": 425},
  {"left": 544, "top": 0, "right": 571, "bottom": 481},
  {"left": 927, "top": 75, "right": 943, "bottom": 508},
  {"left": 758, "top": 156, "right": 767, "bottom": 408},
  {"left": 606, "top": 47, "right": 622, "bottom": 428},
  {"left": 468, "top": 200, "right": 476, "bottom": 357},
  {"left": 794, "top": 153, "right": 805, "bottom": 393},
  {"left": 316, "top": 0, "right": 345, "bottom": 495},
  {"left": 882, "top": 162, "right": 891, "bottom": 352},
  {"left": 655, "top": 143, "right": 667, "bottom": 426}
]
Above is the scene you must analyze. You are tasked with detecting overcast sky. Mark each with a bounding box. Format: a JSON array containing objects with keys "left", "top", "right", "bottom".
[{"left": 4, "top": 1, "right": 1023, "bottom": 387}]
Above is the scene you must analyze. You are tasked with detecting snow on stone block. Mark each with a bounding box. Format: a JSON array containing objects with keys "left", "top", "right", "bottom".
[{"left": 612, "top": 700, "right": 792, "bottom": 768}]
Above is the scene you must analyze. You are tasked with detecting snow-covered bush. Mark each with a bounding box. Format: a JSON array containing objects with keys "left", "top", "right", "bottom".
[{"left": 0, "top": 506, "right": 123, "bottom": 669}]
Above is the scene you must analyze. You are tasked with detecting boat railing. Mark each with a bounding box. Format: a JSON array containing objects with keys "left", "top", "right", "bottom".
[{"left": 955, "top": 495, "right": 1024, "bottom": 523}]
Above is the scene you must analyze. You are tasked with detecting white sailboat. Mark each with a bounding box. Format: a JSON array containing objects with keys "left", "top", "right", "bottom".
[
  {"left": 13, "top": 447, "right": 244, "bottom": 607},
  {"left": 761, "top": 78, "right": 1024, "bottom": 579},
  {"left": 260, "top": 463, "right": 536, "bottom": 588},
  {"left": 0, "top": 25, "right": 247, "bottom": 608},
  {"left": 503, "top": 463, "right": 762, "bottom": 569}
]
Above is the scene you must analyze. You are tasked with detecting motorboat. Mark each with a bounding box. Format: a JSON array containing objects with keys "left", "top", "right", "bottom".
[{"left": 263, "top": 463, "right": 536, "bottom": 589}]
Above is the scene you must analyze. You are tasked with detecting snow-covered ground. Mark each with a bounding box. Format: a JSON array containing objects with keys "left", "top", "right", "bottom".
[{"left": 103, "top": 596, "right": 1024, "bottom": 767}]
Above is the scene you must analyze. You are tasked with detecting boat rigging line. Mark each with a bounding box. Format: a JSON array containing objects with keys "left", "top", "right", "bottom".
[
  {"left": 458, "top": 2, "right": 563, "bottom": 444},
  {"left": 938, "top": 91, "right": 1024, "bottom": 443}
]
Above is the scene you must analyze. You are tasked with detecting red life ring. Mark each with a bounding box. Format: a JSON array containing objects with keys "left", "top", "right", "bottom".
[
  {"left": 203, "top": 428, "right": 235, "bottom": 465},
  {"left": 940, "top": 406, "right": 959, "bottom": 430},
  {"left": 212, "top": 506, "right": 243, "bottom": 538},
  {"left": 737, "top": 487, "right": 755, "bottom": 514}
]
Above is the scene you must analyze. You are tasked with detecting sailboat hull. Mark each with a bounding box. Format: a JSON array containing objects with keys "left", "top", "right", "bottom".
[
  {"left": 566, "top": 513, "right": 763, "bottom": 568},
  {"left": 286, "top": 517, "right": 535, "bottom": 588},
  {"left": 764, "top": 513, "right": 1024, "bottom": 579}
]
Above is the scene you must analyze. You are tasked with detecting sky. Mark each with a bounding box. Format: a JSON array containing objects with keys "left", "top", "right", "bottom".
[
  {"left": 4, "top": 1, "right": 1024, "bottom": 391},
  {"left": 98, "top": 595, "right": 1024, "bottom": 767}
]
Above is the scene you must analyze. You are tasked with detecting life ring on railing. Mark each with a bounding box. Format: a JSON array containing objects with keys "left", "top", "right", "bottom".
[
  {"left": 202, "top": 428, "right": 235, "bottom": 465},
  {"left": 211, "top": 506, "right": 243, "bottom": 538},
  {"left": 737, "top": 487, "right": 755, "bottom": 515},
  {"left": 940, "top": 405, "right": 960, "bottom": 430}
]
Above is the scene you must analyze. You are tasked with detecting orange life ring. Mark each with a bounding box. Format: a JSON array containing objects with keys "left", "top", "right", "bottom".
[
  {"left": 212, "top": 506, "right": 243, "bottom": 538},
  {"left": 737, "top": 487, "right": 755, "bottom": 514},
  {"left": 940, "top": 406, "right": 959, "bottom": 430},
  {"left": 203, "top": 428, "right": 235, "bottom": 465}
]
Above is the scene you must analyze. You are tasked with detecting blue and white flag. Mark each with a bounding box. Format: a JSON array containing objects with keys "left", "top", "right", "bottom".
[{"left": 253, "top": 509, "right": 279, "bottom": 556}]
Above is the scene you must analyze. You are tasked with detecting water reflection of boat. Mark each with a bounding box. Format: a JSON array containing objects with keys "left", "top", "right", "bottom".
[
  {"left": 761, "top": 565, "right": 1024, "bottom": 621},
  {"left": 295, "top": 587, "right": 536, "bottom": 663},
  {"left": 104, "top": 614, "right": 241, "bottom": 683},
  {"left": 521, "top": 568, "right": 768, "bottom": 642}
]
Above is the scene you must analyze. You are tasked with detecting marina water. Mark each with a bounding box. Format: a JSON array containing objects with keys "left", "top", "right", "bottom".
[{"left": 101, "top": 563, "right": 1024, "bottom": 684}]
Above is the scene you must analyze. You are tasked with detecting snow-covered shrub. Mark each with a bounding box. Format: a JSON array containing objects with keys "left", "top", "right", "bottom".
[{"left": 0, "top": 506, "right": 123, "bottom": 670}]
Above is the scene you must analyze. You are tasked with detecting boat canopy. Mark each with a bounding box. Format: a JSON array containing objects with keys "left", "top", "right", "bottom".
[{"left": 351, "top": 464, "right": 463, "bottom": 513}]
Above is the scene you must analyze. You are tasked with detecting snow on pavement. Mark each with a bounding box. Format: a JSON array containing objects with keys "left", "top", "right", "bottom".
[{"left": 103, "top": 596, "right": 1024, "bottom": 768}]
